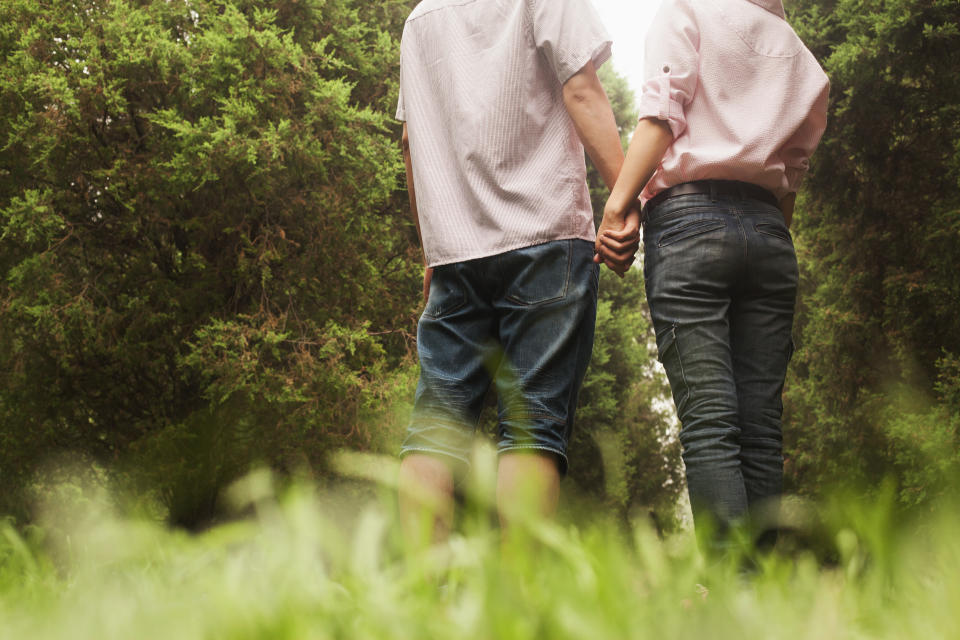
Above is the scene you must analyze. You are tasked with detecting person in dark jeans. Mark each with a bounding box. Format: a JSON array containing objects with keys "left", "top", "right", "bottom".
[{"left": 595, "top": 0, "right": 829, "bottom": 547}]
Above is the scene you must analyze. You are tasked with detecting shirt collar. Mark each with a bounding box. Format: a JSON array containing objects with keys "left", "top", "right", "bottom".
[{"left": 746, "top": 0, "right": 786, "bottom": 19}]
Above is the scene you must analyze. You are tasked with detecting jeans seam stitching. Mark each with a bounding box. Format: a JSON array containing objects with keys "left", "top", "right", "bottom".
[
  {"left": 399, "top": 447, "right": 471, "bottom": 465},
  {"left": 672, "top": 323, "right": 690, "bottom": 408},
  {"left": 498, "top": 444, "right": 567, "bottom": 459}
]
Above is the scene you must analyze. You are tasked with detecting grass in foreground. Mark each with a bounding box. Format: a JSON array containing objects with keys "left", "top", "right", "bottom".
[{"left": 1, "top": 459, "right": 959, "bottom": 640}]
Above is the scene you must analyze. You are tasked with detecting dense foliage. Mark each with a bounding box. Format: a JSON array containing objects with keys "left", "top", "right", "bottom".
[
  {"left": 1, "top": 0, "right": 957, "bottom": 533},
  {"left": 0, "top": 0, "right": 421, "bottom": 525},
  {"left": 0, "top": 0, "right": 681, "bottom": 528},
  {"left": 784, "top": 0, "right": 960, "bottom": 505}
]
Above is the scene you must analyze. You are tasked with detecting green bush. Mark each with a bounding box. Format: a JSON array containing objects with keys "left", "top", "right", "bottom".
[
  {"left": 0, "top": 0, "right": 420, "bottom": 524},
  {"left": 784, "top": 0, "right": 960, "bottom": 504}
]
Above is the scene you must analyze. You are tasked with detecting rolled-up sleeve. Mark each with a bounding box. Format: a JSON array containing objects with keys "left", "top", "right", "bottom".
[
  {"left": 529, "top": 0, "right": 612, "bottom": 84},
  {"left": 636, "top": 0, "right": 700, "bottom": 138},
  {"left": 780, "top": 76, "right": 829, "bottom": 192}
]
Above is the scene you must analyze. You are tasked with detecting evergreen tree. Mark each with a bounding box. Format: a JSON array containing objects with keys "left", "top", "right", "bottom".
[
  {"left": 0, "top": 0, "right": 420, "bottom": 525},
  {"left": 785, "top": 0, "right": 960, "bottom": 504}
]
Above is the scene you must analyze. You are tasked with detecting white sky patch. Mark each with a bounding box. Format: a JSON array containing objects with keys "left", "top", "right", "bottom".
[{"left": 589, "top": 0, "right": 663, "bottom": 107}]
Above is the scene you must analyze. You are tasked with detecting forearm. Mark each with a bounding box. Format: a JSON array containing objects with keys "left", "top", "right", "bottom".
[
  {"left": 403, "top": 123, "right": 433, "bottom": 301},
  {"left": 604, "top": 117, "right": 673, "bottom": 216},
  {"left": 779, "top": 192, "right": 796, "bottom": 228},
  {"left": 401, "top": 123, "right": 426, "bottom": 263},
  {"left": 562, "top": 61, "right": 623, "bottom": 190}
]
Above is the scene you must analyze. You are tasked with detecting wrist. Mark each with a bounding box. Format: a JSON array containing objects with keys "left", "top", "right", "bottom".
[
  {"left": 606, "top": 179, "right": 639, "bottom": 217},
  {"left": 603, "top": 199, "right": 628, "bottom": 222}
]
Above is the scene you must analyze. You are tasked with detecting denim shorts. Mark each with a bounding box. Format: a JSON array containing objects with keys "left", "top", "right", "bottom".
[{"left": 400, "top": 239, "right": 599, "bottom": 476}]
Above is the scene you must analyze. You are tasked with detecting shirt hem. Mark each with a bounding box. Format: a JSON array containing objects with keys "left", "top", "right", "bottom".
[{"left": 425, "top": 232, "right": 596, "bottom": 268}]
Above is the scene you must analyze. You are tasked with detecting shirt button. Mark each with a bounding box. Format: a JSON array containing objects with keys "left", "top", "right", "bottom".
[{"left": 662, "top": 65, "right": 670, "bottom": 73}]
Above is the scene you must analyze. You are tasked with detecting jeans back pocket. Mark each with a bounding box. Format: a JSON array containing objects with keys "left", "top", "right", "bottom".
[
  {"left": 754, "top": 221, "right": 792, "bottom": 243},
  {"left": 503, "top": 240, "right": 572, "bottom": 306},
  {"left": 657, "top": 218, "right": 726, "bottom": 248}
]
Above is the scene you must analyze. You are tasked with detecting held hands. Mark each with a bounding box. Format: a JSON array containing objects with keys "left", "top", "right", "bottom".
[
  {"left": 591, "top": 117, "right": 673, "bottom": 277},
  {"left": 594, "top": 199, "right": 642, "bottom": 277}
]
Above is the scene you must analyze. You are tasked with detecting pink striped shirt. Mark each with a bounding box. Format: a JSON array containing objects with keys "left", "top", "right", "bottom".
[
  {"left": 397, "top": 0, "right": 612, "bottom": 267},
  {"left": 637, "top": 0, "right": 830, "bottom": 204}
]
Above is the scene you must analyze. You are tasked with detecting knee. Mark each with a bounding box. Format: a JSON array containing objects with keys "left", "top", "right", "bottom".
[{"left": 679, "top": 410, "right": 742, "bottom": 470}]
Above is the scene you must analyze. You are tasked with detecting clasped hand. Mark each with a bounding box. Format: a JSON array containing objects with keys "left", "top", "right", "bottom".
[
  {"left": 594, "top": 199, "right": 642, "bottom": 277},
  {"left": 422, "top": 197, "right": 641, "bottom": 306}
]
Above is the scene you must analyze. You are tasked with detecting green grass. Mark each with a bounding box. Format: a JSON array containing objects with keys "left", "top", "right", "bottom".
[{"left": 1, "top": 460, "right": 959, "bottom": 639}]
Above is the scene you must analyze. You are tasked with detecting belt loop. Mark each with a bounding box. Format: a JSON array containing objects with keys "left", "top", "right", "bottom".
[{"left": 709, "top": 180, "right": 717, "bottom": 202}]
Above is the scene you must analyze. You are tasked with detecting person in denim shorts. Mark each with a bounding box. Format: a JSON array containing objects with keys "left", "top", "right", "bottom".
[
  {"left": 594, "top": 0, "right": 829, "bottom": 545},
  {"left": 395, "top": 0, "right": 639, "bottom": 545}
]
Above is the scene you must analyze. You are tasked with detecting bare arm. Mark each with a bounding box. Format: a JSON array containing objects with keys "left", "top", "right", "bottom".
[
  {"left": 562, "top": 61, "right": 637, "bottom": 274},
  {"left": 402, "top": 123, "right": 432, "bottom": 301},
  {"left": 779, "top": 192, "right": 795, "bottom": 228},
  {"left": 594, "top": 117, "right": 673, "bottom": 266},
  {"left": 602, "top": 118, "right": 674, "bottom": 220},
  {"left": 594, "top": 118, "right": 673, "bottom": 262},
  {"left": 561, "top": 60, "right": 623, "bottom": 191}
]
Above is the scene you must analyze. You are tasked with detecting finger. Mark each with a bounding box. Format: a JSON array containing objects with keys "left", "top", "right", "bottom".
[
  {"left": 599, "top": 234, "right": 639, "bottom": 253},
  {"left": 602, "top": 254, "right": 634, "bottom": 276},
  {"left": 600, "top": 249, "right": 637, "bottom": 267},
  {"left": 622, "top": 207, "right": 642, "bottom": 235},
  {"left": 602, "top": 259, "right": 629, "bottom": 278},
  {"left": 604, "top": 260, "right": 623, "bottom": 278},
  {"left": 597, "top": 242, "right": 637, "bottom": 265},
  {"left": 602, "top": 225, "right": 639, "bottom": 242},
  {"left": 603, "top": 258, "right": 626, "bottom": 278}
]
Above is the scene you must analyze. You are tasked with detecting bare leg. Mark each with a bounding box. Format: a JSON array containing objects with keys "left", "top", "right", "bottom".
[
  {"left": 496, "top": 452, "right": 560, "bottom": 539},
  {"left": 398, "top": 453, "right": 455, "bottom": 551}
]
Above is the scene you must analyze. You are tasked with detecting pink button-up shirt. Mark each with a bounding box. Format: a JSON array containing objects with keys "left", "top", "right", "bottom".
[
  {"left": 397, "top": 0, "right": 611, "bottom": 267},
  {"left": 637, "top": 0, "right": 829, "bottom": 203}
]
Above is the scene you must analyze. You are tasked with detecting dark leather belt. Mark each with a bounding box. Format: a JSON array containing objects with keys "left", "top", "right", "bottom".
[{"left": 643, "top": 180, "right": 780, "bottom": 216}]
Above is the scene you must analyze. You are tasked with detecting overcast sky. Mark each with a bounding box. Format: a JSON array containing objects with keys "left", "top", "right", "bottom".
[{"left": 589, "top": 0, "right": 663, "bottom": 105}]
